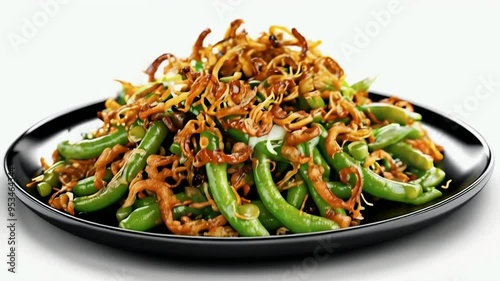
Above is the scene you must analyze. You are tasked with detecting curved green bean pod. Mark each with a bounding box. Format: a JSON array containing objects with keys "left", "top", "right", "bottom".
[
  {"left": 253, "top": 143, "right": 339, "bottom": 233},
  {"left": 286, "top": 176, "right": 308, "bottom": 209},
  {"left": 57, "top": 126, "right": 129, "bottom": 160},
  {"left": 119, "top": 203, "right": 162, "bottom": 231},
  {"left": 72, "top": 169, "right": 114, "bottom": 196},
  {"left": 74, "top": 121, "right": 168, "bottom": 213},
  {"left": 201, "top": 131, "right": 269, "bottom": 236}
]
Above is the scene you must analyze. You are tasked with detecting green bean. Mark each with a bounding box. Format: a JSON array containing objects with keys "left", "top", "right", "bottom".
[
  {"left": 286, "top": 176, "right": 308, "bottom": 209},
  {"left": 133, "top": 196, "right": 158, "bottom": 209},
  {"left": 251, "top": 200, "right": 283, "bottom": 231},
  {"left": 173, "top": 205, "right": 203, "bottom": 220},
  {"left": 274, "top": 161, "right": 291, "bottom": 178},
  {"left": 169, "top": 142, "right": 182, "bottom": 156},
  {"left": 253, "top": 142, "right": 339, "bottom": 233},
  {"left": 407, "top": 122, "right": 424, "bottom": 139},
  {"left": 331, "top": 152, "right": 423, "bottom": 201},
  {"left": 116, "top": 205, "right": 133, "bottom": 221},
  {"left": 35, "top": 161, "right": 64, "bottom": 197},
  {"left": 37, "top": 182, "right": 52, "bottom": 197},
  {"left": 116, "top": 89, "right": 127, "bottom": 105},
  {"left": 326, "top": 182, "right": 351, "bottom": 201},
  {"left": 297, "top": 143, "right": 347, "bottom": 217},
  {"left": 173, "top": 190, "right": 220, "bottom": 220},
  {"left": 193, "top": 60, "right": 204, "bottom": 72},
  {"left": 359, "top": 103, "right": 422, "bottom": 125},
  {"left": 226, "top": 128, "right": 249, "bottom": 143},
  {"left": 72, "top": 169, "right": 114, "bottom": 197},
  {"left": 42, "top": 169, "right": 60, "bottom": 188},
  {"left": 399, "top": 188, "right": 442, "bottom": 205},
  {"left": 385, "top": 142, "right": 434, "bottom": 171},
  {"left": 132, "top": 194, "right": 216, "bottom": 222},
  {"left": 119, "top": 204, "right": 162, "bottom": 231},
  {"left": 369, "top": 124, "right": 417, "bottom": 151},
  {"left": 347, "top": 141, "right": 369, "bottom": 161},
  {"left": 74, "top": 121, "right": 168, "bottom": 213},
  {"left": 315, "top": 125, "right": 423, "bottom": 202},
  {"left": 202, "top": 131, "right": 270, "bottom": 236},
  {"left": 312, "top": 148, "right": 331, "bottom": 180},
  {"left": 410, "top": 167, "right": 446, "bottom": 190},
  {"left": 57, "top": 126, "right": 130, "bottom": 160}
]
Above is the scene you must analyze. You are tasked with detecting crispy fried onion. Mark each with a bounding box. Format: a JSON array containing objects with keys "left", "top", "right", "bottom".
[
  {"left": 226, "top": 95, "right": 274, "bottom": 137},
  {"left": 276, "top": 162, "right": 301, "bottom": 191},
  {"left": 364, "top": 150, "right": 396, "bottom": 169},
  {"left": 138, "top": 21, "right": 354, "bottom": 141},
  {"left": 314, "top": 56, "right": 344, "bottom": 79},
  {"left": 227, "top": 80, "right": 256, "bottom": 107},
  {"left": 57, "top": 159, "right": 96, "bottom": 185},
  {"left": 97, "top": 99, "right": 147, "bottom": 136},
  {"left": 291, "top": 28, "right": 308, "bottom": 59},
  {"left": 228, "top": 164, "right": 253, "bottom": 196},
  {"left": 145, "top": 53, "right": 176, "bottom": 82},
  {"left": 281, "top": 144, "right": 310, "bottom": 165},
  {"left": 284, "top": 126, "right": 320, "bottom": 147},
  {"left": 364, "top": 150, "right": 409, "bottom": 182},
  {"left": 194, "top": 79, "right": 238, "bottom": 122},
  {"left": 174, "top": 118, "right": 206, "bottom": 159},
  {"left": 274, "top": 144, "right": 306, "bottom": 189},
  {"left": 123, "top": 179, "right": 234, "bottom": 236},
  {"left": 406, "top": 137, "right": 444, "bottom": 161},
  {"left": 271, "top": 78, "right": 300, "bottom": 102},
  {"left": 322, "top": 91, "right": 370, "bottom": 126},
  {"left": 49, "top": 183, "right": 76, "bottom": 216},
  {"left": 191, "top": 28, "right": 211, "bottom": 61},
  {"left": 339, "top": 167, "right": 364, "bottom": 220},
  {"left": 325, "top": 123, "right": 353, "bottom": 157},
  {"left": 139, "top": 74, "right": 211, "bottom": 120},
  {"left": 380, "top": 96, "right": 414, "bottom": 112},
  {"left": 194, "top": 142, "right": 252, "bottom": 167},
  {"left": 93, "top": 144, "right": 130, "bottom": 190},
  {"left": 325, "top": 211, "right": 352, "bottom": 228},
  {"left": 144, "top": 154, "right": 187, "bottom": 188},
  {"left": 272, "top": 106, "right": 313, "bottom": 131},
  {"left": 323, "top": 123, "right": 372, "bottom": 158},
  {"left": 173, "top": 118, "right": 219, "bottom": 186},
  {"left": 307, "top": 161, "right": 363, "bottom": 220}
]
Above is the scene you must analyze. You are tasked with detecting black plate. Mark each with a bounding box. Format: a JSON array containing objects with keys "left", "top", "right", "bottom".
[{"left": 4, "top": 92, "right": 494, "bottom": 259}]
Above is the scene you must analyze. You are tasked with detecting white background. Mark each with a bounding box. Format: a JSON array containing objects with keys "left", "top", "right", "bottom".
[{"left": 0, "top": 1, "right": 499, "bottom": 280}]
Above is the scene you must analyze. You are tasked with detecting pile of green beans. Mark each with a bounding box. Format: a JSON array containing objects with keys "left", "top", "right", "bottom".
[
  {"left": 31, "top": 99, "right": 446, "bottom": 236},
  {"left": 29, "top": 22, "right": 448, "bottom": 237}
]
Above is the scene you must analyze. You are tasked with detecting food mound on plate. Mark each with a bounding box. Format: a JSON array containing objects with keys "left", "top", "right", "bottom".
[{"left": 28, "top": 19, "right": 448, "bottom": 237}]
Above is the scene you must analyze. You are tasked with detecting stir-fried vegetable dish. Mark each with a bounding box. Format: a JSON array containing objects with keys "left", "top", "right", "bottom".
[{"left": 28, "top": 19, "right": 448, "bottom": 237}]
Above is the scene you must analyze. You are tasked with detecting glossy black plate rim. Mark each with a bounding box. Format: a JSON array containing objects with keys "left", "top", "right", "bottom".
[{"left": 3, "top": 92, "right": 495, "bottom": 257}]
